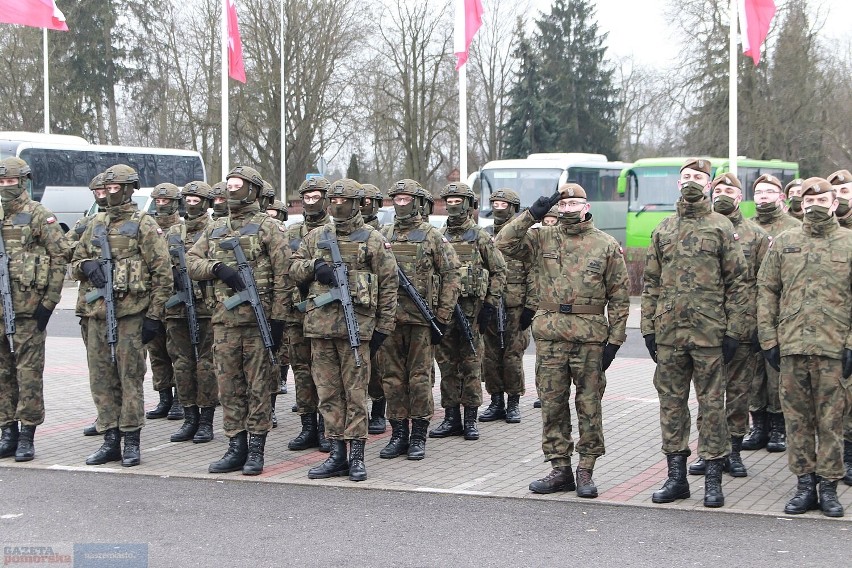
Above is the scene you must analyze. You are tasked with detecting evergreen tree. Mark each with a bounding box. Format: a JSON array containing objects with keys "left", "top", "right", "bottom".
[{"left": 347, "top": 153, "right": 361, "bottom": 180}]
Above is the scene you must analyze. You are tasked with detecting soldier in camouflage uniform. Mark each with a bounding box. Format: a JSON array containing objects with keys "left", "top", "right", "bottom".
[
  {"left": 786, "top": 178, "right": 804, "bottom": 222},
  {"left": 431, "top": 182, "right": 506, "bottom": 441},
  {"left": 481, "top": 189, "right": 533, "bottom": 425},
  {"left": 641, "top": 158, "right": 750, "bottom": 508},
  {"left": 688, "top": 173, "right": 771, "bottom": 479},
  {"left": 285, "top": 177, "right": 333, "bottom": 452},
  {"left": 210, "top": 181, "right": 229, "bottom": 219},
  {"left": 757, "top": 177, "right": 851, "bottom": 517},
  {"left": 498, "top": 184, "right": 629, "bottom": 498},
  {"left": 145, "top": 184, "right": 183, "bottom": 422},
  {"left": 165, "top": 181, "right": 218, "bottom": 444},
  {"left": 748, "top": 174, "right": 801, "bottom": 453},
  {"left": 266, "top": 198, "right": 290, "bottom": 405},
  {"left": 258, "top": 180, "right": 276, "bottom": 211},
  {"left": 377, "top": 179, "right": 460, "bottom": 460},
  {"left": 187, "top": 166, "right": 290, "bottom": 476},
  {"left": 290, "top": 178, "right": 398, "bottom": 482},
  {"left": 73, "top": 164, "right": 172, "bottom": 467},
  {"left": 531, "top": 206, "right": 560, "bottom": 410},
  {"left": 0, "top": 157, "right": 67, "bottom": 462}
]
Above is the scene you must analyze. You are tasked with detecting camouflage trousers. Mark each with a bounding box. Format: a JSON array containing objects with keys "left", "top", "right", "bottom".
[
  {"left": 213, "top": 324, "right": 274, "bottom": 437},
  {"left": 653, "top": 345, "right": 731, "bottom": 459},
  {"left": 695, "top": 344, "right": 754, "bottom": 438},
  {"left": 379, "top": 324, "right": 434, "bottom": 421},
  {"left": 0, "top": 317, "right": 46, "bottom": 427},
  {"left": 780, "top": 355, "right": 849, "bottom": 480},
  {"left": 536, "top": 340, "right": 605, "bottom": 470},
  {"left": 749, "top": 356, "right": 782, "bottom": 413},
  {"left": 482, "top": 306, "right": 529, "bottom": 396},
  {"left": 311, "top": 338, "right": 369, "bottom": 440},
  {"left": 145, "top": 330, "right": 174, "bottom": 392},
  {"left": 368, "top": 350, "right": 384, "bottom": 401},
  {"left": 288, "top": 326, "right": 318, "bottom": 415},
  {"left": 435, "top": 316, "right": 483, "bottom": 408},
  {"left": 166, "top": 317, "right": 217, "bottom": 408},
  {"left": 87, "top": 313, "right": 146, "bottom": 432}
]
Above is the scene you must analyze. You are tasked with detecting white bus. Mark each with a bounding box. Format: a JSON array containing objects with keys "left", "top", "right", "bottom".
[
  {"left": 469, "top": 153, "right": 632, "bottom": 244},
  {"left": 0, "top": 132, "right": 206, "bottom": 231}
]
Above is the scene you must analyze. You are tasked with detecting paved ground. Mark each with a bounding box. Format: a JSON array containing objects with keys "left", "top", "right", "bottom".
[{"left": 4, "top": 286, "right": 849, "bottom": 523}]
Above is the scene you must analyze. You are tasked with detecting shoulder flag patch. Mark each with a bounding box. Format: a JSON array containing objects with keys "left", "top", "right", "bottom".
[
  {"left": 157, "top": 227, "right": 163, "bottom": 234},
  {"left": 46, "top": 216, "right": 56, "bottom": 224},
  {"left": 384, "top": 242, "right": 392, "bottom": 249},
  {"left": 732, "top": 232, "right": 740, "bottom": 241}
]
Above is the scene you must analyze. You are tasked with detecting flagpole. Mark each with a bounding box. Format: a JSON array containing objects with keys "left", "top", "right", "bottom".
[
  {"left": 729, "top": 0, "right": 738, "bottom": 177},
  {"left": 221, "top": 0, "right": 229, "bottom": 179},
  {"left": 280, "top": 0, "right": 286, "bottom": 200},
  {"left": 459, "top": 63, "right": 468, "bottom": 184},
  {"left": 43, "top": 28, "right": 49, "bottom": 134}
]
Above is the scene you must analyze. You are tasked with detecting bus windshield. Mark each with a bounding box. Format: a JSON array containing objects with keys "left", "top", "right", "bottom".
[
  {"left": 479, "top": 168, "right": 563, "bottom": 212},
  {"left": 628, "top": 166, "right": 681, "bottom": 211}
]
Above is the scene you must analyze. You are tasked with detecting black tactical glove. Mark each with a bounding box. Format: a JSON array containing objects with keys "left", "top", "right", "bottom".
[
  {"left": 644, "top": 333, "right": 657, "bottom": 363},
  {"left": 519, "top": 307, "right": 535, "bottom": 331},
  {"left": 370, "top": 330, "right": 388, "bottom": 357},
  {"left": 528, "top": 190, "right": 562, "bottom": 221},
  {"left": 34, "top": 303, "right": 53, "bottom": 332},
  {"left": 763, "top": 346, "right": 780, "bottom": 372},
  {"left": 314, "top": 259, "right": 336, "bottom": 286},
  {"left": 722, "top": 335, "right": 739, "bottom": 364},
  {"left": 751, "top": 330, "right": 761, "bottom": 353},
  {"left": 141, "top": 317, "right": 164, "bottom": 345},
  {"left": 843, "top": 348, "right": 852, "bottom": 379},
  {"left": 431, "top": 321, "right": 447, "bottom": 345},
  {"left": 600, "top": 342, "right": 620, "bottom": 371},
  {"left": 477, "top": 302, "right": 496, "bottom": 333},
  {"left": 271, "top": 320, "right": 286, "bottom": 352},
  {"left": 81, "top": 259, "right": 106, "bottom": 288},
  {"left": 212, "top": 263, "right": 245, "bottom": 292}
]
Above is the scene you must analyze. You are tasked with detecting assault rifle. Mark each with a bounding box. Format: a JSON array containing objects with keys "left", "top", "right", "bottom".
[
  {"left": 496, "top": 297, "right": 507, "bottom": 350},
  {"left": 454, "top": 303, "right": 476, "bottom": 355},
  {"left": 317, "top": 230, "right": 362, "bottom": 367},
  {"left": 397, "top": 267, "right": 442, "bottom": 340},
  {"left": 165, "top": 240, "right": 200, "bottom": 360},
  {"left": 0, "top": 226, "right": 15, "bottom": 353},
  {"left": 85, "top": 224, "right": 118, "bottom": 362}
]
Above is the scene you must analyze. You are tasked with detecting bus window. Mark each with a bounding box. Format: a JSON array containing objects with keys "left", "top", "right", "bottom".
[
  {"left": 570, "top": 168, "right": 602, "bottom": 201},
  {"left": 601, "top": 169, "right": 624, "bottom": 201}
]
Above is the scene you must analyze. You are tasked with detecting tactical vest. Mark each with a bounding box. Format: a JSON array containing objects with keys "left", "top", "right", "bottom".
[
  {"left": 383, "top": 222, "right": 436, "bottom": 309},
  {"left": 206, "top": 213, "right": 272, "bottom": 305},
  {"left": 167, "top": 222, "right": 210, "bottom": 308},
  {"left": 486, "top": 225, "right": 526, "bottom": 308},
  {"left": 1, "top": 206, "right": 51, "bottom": 292},
  {"left": 310, "top": 226, "right": 378, "bottom": 311},
  {"left": 92, "top": 211, "right": 149, "bottom": 296},
  {"left": 442, "top": 226, "right": 488, "bottom": 300}
]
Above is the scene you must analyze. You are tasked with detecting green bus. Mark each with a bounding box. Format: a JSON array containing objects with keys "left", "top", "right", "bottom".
[{"left": 617, "top": 157, "right": 799, "bottom": 250}]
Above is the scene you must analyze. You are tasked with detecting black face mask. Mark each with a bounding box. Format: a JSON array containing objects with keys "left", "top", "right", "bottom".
[{"left": 213, "top": 200, "right": 229, "bottom": 217}]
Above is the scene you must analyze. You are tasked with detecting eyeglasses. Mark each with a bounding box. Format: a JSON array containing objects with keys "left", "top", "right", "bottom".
[{"left": 753, "top": 189, "right": 780, "bottom": 196}]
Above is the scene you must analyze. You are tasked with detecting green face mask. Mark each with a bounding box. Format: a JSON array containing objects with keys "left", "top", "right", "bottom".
[
  {"left": 492, "top": 207, "right": 513, "bottom": 222},
  {"left": 156, "top": 201, "right": 179, "bottom": 216},
  {"left": 756, "top": 201, "right": 778, "bottom": 214},
  {"left": 330, "top": 200, "right": 357, "bottom": 221},
  {"left": 213, "top": 200, "right": 229, "bottom": 217},
  {"left": 107, "top": 188, "right": 127, "bottom": 207},
  {"left": 788, "top": 196, "right": 803, "bottom": 213},
  {"left": 804, "top": 204, "right": 833, "bottom": 223},
  {"left": 680, "top": 180, "right": 706, "bottom": 203},
  {"left": 185, "top": 201, "right": 207, "bottom": 218},
  {"left": 0, "top": 184, "right": 24, "bottom": 203},
  {"left": 558, "top": 211, "right": 583, "bottom": 225},
  {"left": 835, "top": 198, "right": 851, "bottom": 217},
  {"left": 446, "top": 203, "right": 467, "bottom": 217},
  {"left": 712, "top": 195, "right": 737, "bottom": 215},
  {"left": 393, "top": 198, "right": 417, "bottom": 220}
]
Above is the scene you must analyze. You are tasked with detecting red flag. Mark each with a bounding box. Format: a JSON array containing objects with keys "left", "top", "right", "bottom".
[
  {"left": 227, "top": 0, "right": 246, "bottom": 83},
  {"left": 0, "top": 0, "right": 68, "bottom": 31},
  {"left": 739, "top": 0, "right": 776, "bottom": 65},
  {"left": 454, "top": 0, "right": 484, "bottom": 70}
]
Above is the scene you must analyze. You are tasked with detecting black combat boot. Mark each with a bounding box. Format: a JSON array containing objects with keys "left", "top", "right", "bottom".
[
  {"left": 0, "top": 422, "right": 19, "bottom": 459},
  {"left": 307, "top": 439, "right": 349, "bottom": 479},
  {"left": 15, "top": 425, "right": 36, "bottom": 462},
  {"left": 727, "top": 436, "right": 748, "bottom": 477},
  {"left": 408, "top": 419, "right": 429, "bottom": 460},
  {"left": 379, "top": 419, "right": 409, "bottom": 459},
  {"left": 844, "top": 440, "right": 852, "bottom": 486},
  {"left": 288, "top": 413, "right": 319, "bottom": 451},
  {"left": 146, "top": 388, "right": 173, "bottom": 419},
  {"left": 121, "top": 429, "right": 141, "bottom": 467},
  {"left": 575, "top": 466, "right": 598, "bottom": 498},
  {"left": 208, "top": 431, "right": 248, "bottom": 473},
  {"left": 86, "top": 428, "right": 121, "bottom": 465},
  {"left": 818, "top": 479, "right": 844, "bottom": 517},
  {"left": 83, "top": 422, "right": 98, "bottom": 436},
  {"left": 193, "top": 407, "right": 215, "bottom": 443},
  {"left": 243, "top": 433, "right": 267, "bottom": 476},
  {"left": 167, "top": 387, "right": 184, "bottom": 420},
  {"left": 429, "top": 406, "right": 463, "bottom": 438},
  {"left": 784, "top": 473, "right": 818, "bottom": 514},
  {"left": 703, "top": 458, "right": 725, "bottom": 507},
  {"left": 652, "top": 454, "right": 691, "bottom": 503},
  {"left": 170, "top": 406, "right": 200, "bottom": 442},
  {"left": 533, "top": 398, "right": 542, "bottom": 408},
  {"left": 368, "top": 398, "right": 387, "bottom": 434},
  {"left": 348, "top": 439, "right": 367, "bottom": 481},
  {"left": 463, "top": 407, "right": 479, "bottom": 441},
  {"left": 688, "top": 457, "right": 706, "bottom": 475},
  {"left": 271, "top": 394, "right": 278, "bottom": 429},
  {"left": 529, "top": 466, "right": 576, "bottom": 494},
  {"left": 479, "top": 392, "right": 505, "bottom": 422},
  {"left": 317, "top": 414, "right": 331, "bottom": 452},
  {"left": 766, "top": 412, "right": 786, "bottom": 452},
  {"left": 505, "top": 395, "right": 521, "bottom": 424},
  {"left": 278, "top": 365, "right": 289, "bottom": 394},
  {"left": 741, "top": 409, "right": 768, "bottom": 450}
]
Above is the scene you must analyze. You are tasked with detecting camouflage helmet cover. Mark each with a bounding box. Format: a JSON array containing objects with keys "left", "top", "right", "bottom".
[
  {"left": 152, "top": 182, "right": 181, "bottom": 200},
  {"left": 298, "top": 176, "right": 331, "bottom": 195},
  {"left": 489, "top": 188, "right": 521, "bottom": 206},
  {"left": 328, "top": 178, "right": 365, "bottom": 200},
  {"left": 89, "top": 172, "right": 106, "bottom": 191},
  {"left": 181, "top": 180, "right": 213, "bottom": 200},
  {"left": 103, "top": 164, "right": 140, "bottom": 189},
  {"left": 0, "top": 157, "right": 32, "bottom": 180}
]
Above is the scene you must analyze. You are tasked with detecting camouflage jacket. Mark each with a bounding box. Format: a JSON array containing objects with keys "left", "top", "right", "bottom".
[
  {"left": 71, "top": 202, "right": 172, "bottom": 321},
  {"left": 382, "top": 214, "right": 461, "bottom": 326},
  {"left": 485, "top": 218, "right": 534, "bottom": 309},
  {"left": 364, "top": 216, "right": 382, "bottom": 230},
  {"left": 498, "top": 210, "right": 630, "bottom": 345},
  {"left": 165, "top": 214, "right": 212, "bottom": 320},
  {"left": 757, "top": 215, "right": 852, "bottom": 358},
  {"left": 187, "top": 202, "right": 291, "bottom": 327},
  {"left": 283, "top": 211, "right": 331, "bottom": 326},
  {"left": 67, "top": 211, "right": 98, "bottom": 316},
  {"left": 0, "top": 193, "right": 68, "bottom": 315},
  {"left": 724, "top": 208, "right": 772, "bottom": 339},
  {"left": 754, "top": 204, "right": 801, "bottom": 238},
  {"left": 838, "top": 210, "right": 852, "bottom": 230},
  {"left": 641, "top": 198, "right": 750, "bottom": 347},
  {"left": 290, "top": 212, "right": 398, "bottom": 340}
]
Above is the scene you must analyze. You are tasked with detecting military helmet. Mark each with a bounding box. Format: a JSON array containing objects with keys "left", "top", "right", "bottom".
[
  {"left": 0, "top": 157, "right": 32, "bottom": 181},
  {"left": 103, "top": 164, "right": 140, "bottom": 189},
  {"left": 298, "top": 176, "right": 331, "bottom": 195},
  {"left": 328, "top": 178, "right": 365, "bottom": 200},
  {"left": 210, "top": 181, "right": 227, "bottom": 199},
  {"left": 388, "top": 178, "right": 422, "bottom": 197},
  {"left": 89, "top": 172, "right": 106, "bottom": 191},
  {"left": 267, "top": 199, "right": 288, "bottom": 220},
  {"left": 261, "top": 180, "right": 276, "bottom": 199},
  {"left": 420, "top": 188, "right": 434, "bottom": 216},
  {"left": 440, "top": 181, "right": 477, "bottom": 211},
  {"left": 153, "top": 182, "right": 181, "bottom": 200},
  {"left": 181, "top": 180, "right": 213, "bottom": 200},
  {"left": 489, "top": 188, "right": 520, "bottom": 206},
  {"left": 360, "top": 183, "right": 384, "bottom": 218},
  {"left": 361, "top": 183, "right": 384, "bottom": 200}
]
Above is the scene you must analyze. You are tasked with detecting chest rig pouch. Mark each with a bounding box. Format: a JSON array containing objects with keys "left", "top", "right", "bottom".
[
  {"left": 385, "top": 224, "right": 434, "bottom": 308},
  {"left": 209, "top": 214, "right": 270, "bottom": 304},
  {"left": 316, "top": 227, "right": 377, "bottom": 310},
  {"left": 3, "top": 209, "right": 51, "bottom": 291},
  {"left": 443, "top": 226, "right": 488, "bottom": 300}
]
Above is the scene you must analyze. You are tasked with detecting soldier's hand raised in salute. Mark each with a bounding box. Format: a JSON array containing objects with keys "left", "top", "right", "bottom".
[{"left": 529, "top": 190, "right": 562, "bottom": 221}]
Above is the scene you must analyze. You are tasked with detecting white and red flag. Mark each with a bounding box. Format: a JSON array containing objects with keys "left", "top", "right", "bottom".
[
  {"left": 739, "top": 0, "right": 776, "bottom": 65},
  {"left": 0, "top": 0, "right": 68, "bottom": 31},
  {"left": 453, "top": 0, "right": 483, "bottom": 70},
  {"left": 227, "top": 0, "right": 246, "bottom": 83}
]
